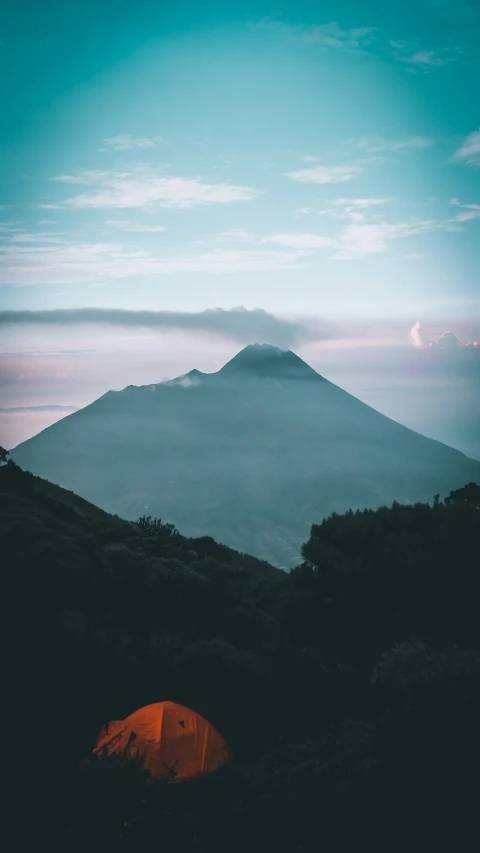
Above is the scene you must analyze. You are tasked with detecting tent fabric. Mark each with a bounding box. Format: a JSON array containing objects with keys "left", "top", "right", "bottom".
[{"left": 93, "top": 701, "right": 232, "bottom": 783}]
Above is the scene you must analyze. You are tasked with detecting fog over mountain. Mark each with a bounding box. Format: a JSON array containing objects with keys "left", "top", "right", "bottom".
[{"left": 12, "top": 344, "right": 480, "bottom": 568}]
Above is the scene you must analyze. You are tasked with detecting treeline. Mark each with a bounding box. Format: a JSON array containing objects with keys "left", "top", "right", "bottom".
[{"left": 2, "top": 448, "right": 479, "bottom": 852}]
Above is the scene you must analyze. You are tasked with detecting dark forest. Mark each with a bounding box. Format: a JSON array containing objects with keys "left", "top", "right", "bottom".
[{"left": 3, "top": 448, "right": 479, "bottom": 852}]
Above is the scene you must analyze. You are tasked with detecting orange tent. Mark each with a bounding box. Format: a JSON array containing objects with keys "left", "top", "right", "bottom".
[{"left": 93, "top": 701, "right": 233, "bottom": 783}]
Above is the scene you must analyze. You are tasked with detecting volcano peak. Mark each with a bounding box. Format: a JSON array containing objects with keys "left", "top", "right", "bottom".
[{"left": 219, "top": 343, "right": 322, "bottom": 380}]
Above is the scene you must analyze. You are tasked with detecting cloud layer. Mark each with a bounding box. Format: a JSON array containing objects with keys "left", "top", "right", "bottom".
[
  {"left": 257, "top": 18, "right": 377, "bottom": 52},
  {"left": 259, "top": 17, "right": 458, "bottom": 71},
  {"left": 263, "top": 215, "right": 459, "bottom": 258},
  {"left": 287, "top": 164, "right": 362, "bottom": 184},
  {"left": 51, "top": 166, "right": 259, "bottom": 209},
  {"left": 0, "top": 242, "right": 300, "bottom": 286},
  {"left": 453, "top": 129, "right": 480, "bottom": 166},
  {"left": 449, "top": 198, "right": 480, "bottom": 222},
  {"left": 101, "top": 135, "right": 163, "bottom": 151},
  {"left": 355, "top": 136, "right": 433, "bottom": 152},
  {"left": 105, "top": 220, "right": 166, "bottom": 232},
  {"left": 0, "top": 404, "right": 79, "bottom": 412},
  {"left": 0, "top": 306, "right": 336, "bottom": 348},
  {"left": 409, "top": 320, "right": 479, "bottom": 359}
]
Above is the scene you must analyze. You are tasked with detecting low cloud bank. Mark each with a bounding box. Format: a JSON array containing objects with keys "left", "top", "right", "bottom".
[
  {"left": 0, "top": 306, "right": 337, "bottom": 349},
  {"left": 410, "top": 320, "right": 479, "bottom": 353},
  {"left": 0, "top": 405, "right": 79, "bottom": 413}
]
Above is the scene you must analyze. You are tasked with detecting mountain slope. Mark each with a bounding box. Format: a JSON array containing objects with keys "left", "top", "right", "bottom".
[
  {"left": 11, "top": 343, "right": 480, "bottom": 568},
  {"left": 1, "top": 453, "right": 282, "bottom": 584}
]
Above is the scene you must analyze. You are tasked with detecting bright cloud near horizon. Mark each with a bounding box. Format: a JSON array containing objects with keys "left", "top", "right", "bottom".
[{"left": 0, "top": 0, "right": 479, "bottom": 455}]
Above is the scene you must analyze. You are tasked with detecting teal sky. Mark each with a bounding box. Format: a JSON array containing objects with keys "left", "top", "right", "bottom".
[
  {"left": 1, "top": 0, "right": 479, "bottom": 315},
  {"left": 0, "top": 0, "right": 479, "bottom": 453}
]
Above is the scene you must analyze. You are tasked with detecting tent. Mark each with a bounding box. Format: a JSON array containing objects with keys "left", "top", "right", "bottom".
[{"left": 93, "top": 701, "right": 233, "bottom": 783}]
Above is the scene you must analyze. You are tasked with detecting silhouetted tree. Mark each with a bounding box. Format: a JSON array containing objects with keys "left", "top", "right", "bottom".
[{"left": 444, "top": 481, "right": 480, "bottom": 508}]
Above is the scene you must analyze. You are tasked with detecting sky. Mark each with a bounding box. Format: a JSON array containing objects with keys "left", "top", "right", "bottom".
[{"left": 0, "top": 0, "right": 479, "bottom": 456}]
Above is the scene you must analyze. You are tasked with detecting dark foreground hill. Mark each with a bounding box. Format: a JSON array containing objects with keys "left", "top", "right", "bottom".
[
  {"left": 3, "top": 451, "right": 480, "bottom": 852},
  {"left": 12, "top": 343, "right": 480, "bottom": 568}
]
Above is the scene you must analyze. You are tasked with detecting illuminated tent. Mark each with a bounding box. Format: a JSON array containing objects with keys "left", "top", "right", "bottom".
[{"left": 93, "top": 701, "right": 233, "bottom": 783}]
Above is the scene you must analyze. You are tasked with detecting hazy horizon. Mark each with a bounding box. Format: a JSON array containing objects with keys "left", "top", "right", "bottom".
[{"left": 2, "top": 329, "right": 479, "bottom": 460}]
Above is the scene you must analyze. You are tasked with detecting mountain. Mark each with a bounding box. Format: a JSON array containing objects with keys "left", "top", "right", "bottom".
[
  {"left": 0, "top": 452, "right": 282, "bottom": 585},
  {"left": 11, "top": 343, "right": 480, "bottom": 568}
]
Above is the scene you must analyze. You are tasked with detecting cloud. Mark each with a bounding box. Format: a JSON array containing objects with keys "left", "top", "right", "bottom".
[
  {"left": 336, "top": 223, "right": 394, "bottom": 254},
  {"left": 258, "top": 18, "right": 377, "bottom": 52},
  {"left": 220, "top": 229, "right": 254, "bottom": 241},
  {"left": 0, "top": 306, "right": 336, "bottom": 349},
  {"left": 101, "top": 135, "right": 163, "bottom": 151},
  {"left": 453, "top": 130, "right": 480, "bottom": 166},
  {"left": 287, "top": 164, "right": 363, "bottom": 184},
  {"left": 0, "top": 241, "right": 301, "bottom": 286},
  {"left": 355, "top": 137, "right": 434, "bottom": 153},
  {"left": 333, "top": 222, "right": 401, "bottom": 254},
  {"left": 328, "top": 196, "right": 475, "bottom": 254},
  {"left": 0, "top": 222, "right": 22, "bottom": 233},
  {"left": 403, "top": 321, "right": 480, "bottom": 390},
  {"left": 0, "top": 405, "right": 79, "bottom": 412},
  {"left": 294, "top": 200, "right": 394, "bottom": 226},
  {"left": 0, "top": 231, "right": 67, "bottom": 244},
  {"left": 52, "top": 171, "right": 109, "bottom": 185},
  {"left": 176, "top": 376, "right": 200, "bottom": 388},
  {"left": 334, "top": 198, "right": 394, "bottom": 216},
  {"left": 437, "top": 331, "right": 460, "bottom": 347},
  {"left": 105, "top": 220, "right": 166, "bottom": 232},
  {"left": 299, "top": 21, "right": 377, "bottom": 49},
  {"left": 294, "top": 207, "right": 334, "bottom": 216},
  {"left": 258, "top": 18, "right": 460, "bottom": 74},
  {"left": 407, "top": 324, "right": 480, "bottom": 381},
  {"left": 449, "top": 198, "right": 480, "bottom": 222},
  {"left": 261, "top": 233, "right": 333, "bottom": 249},
  {"left": 401, "top": 50, "right": 445, "bottom": 67},
  {"left": 320, "top": 200, "right": 477, "bottom": 255},
  {"left": 51, "top": 166, "right": 259, "bottom": 209},
  {"left": 388, "top": 40, "right": 459, "bottom": 68},
  {"left": 296, "top": 200, "right": 393, "bottom": 226},
  {"left": 410, "top": 320, "right": 425, "bottom": 348},
  {"left": 451, "top": 211, "right": 480, "bottom": 222},
  {"left": 334, "top": 197, "right": 392, "bottom": 208},
  {"left": 262, "top": 215, "right": 461, "bottom": 259},
  {"left": 410, "top": 320, "right": 479, "bottom": 352},
  {"left": 331, "top": 219, "right": 457, "bottom": 256}
]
